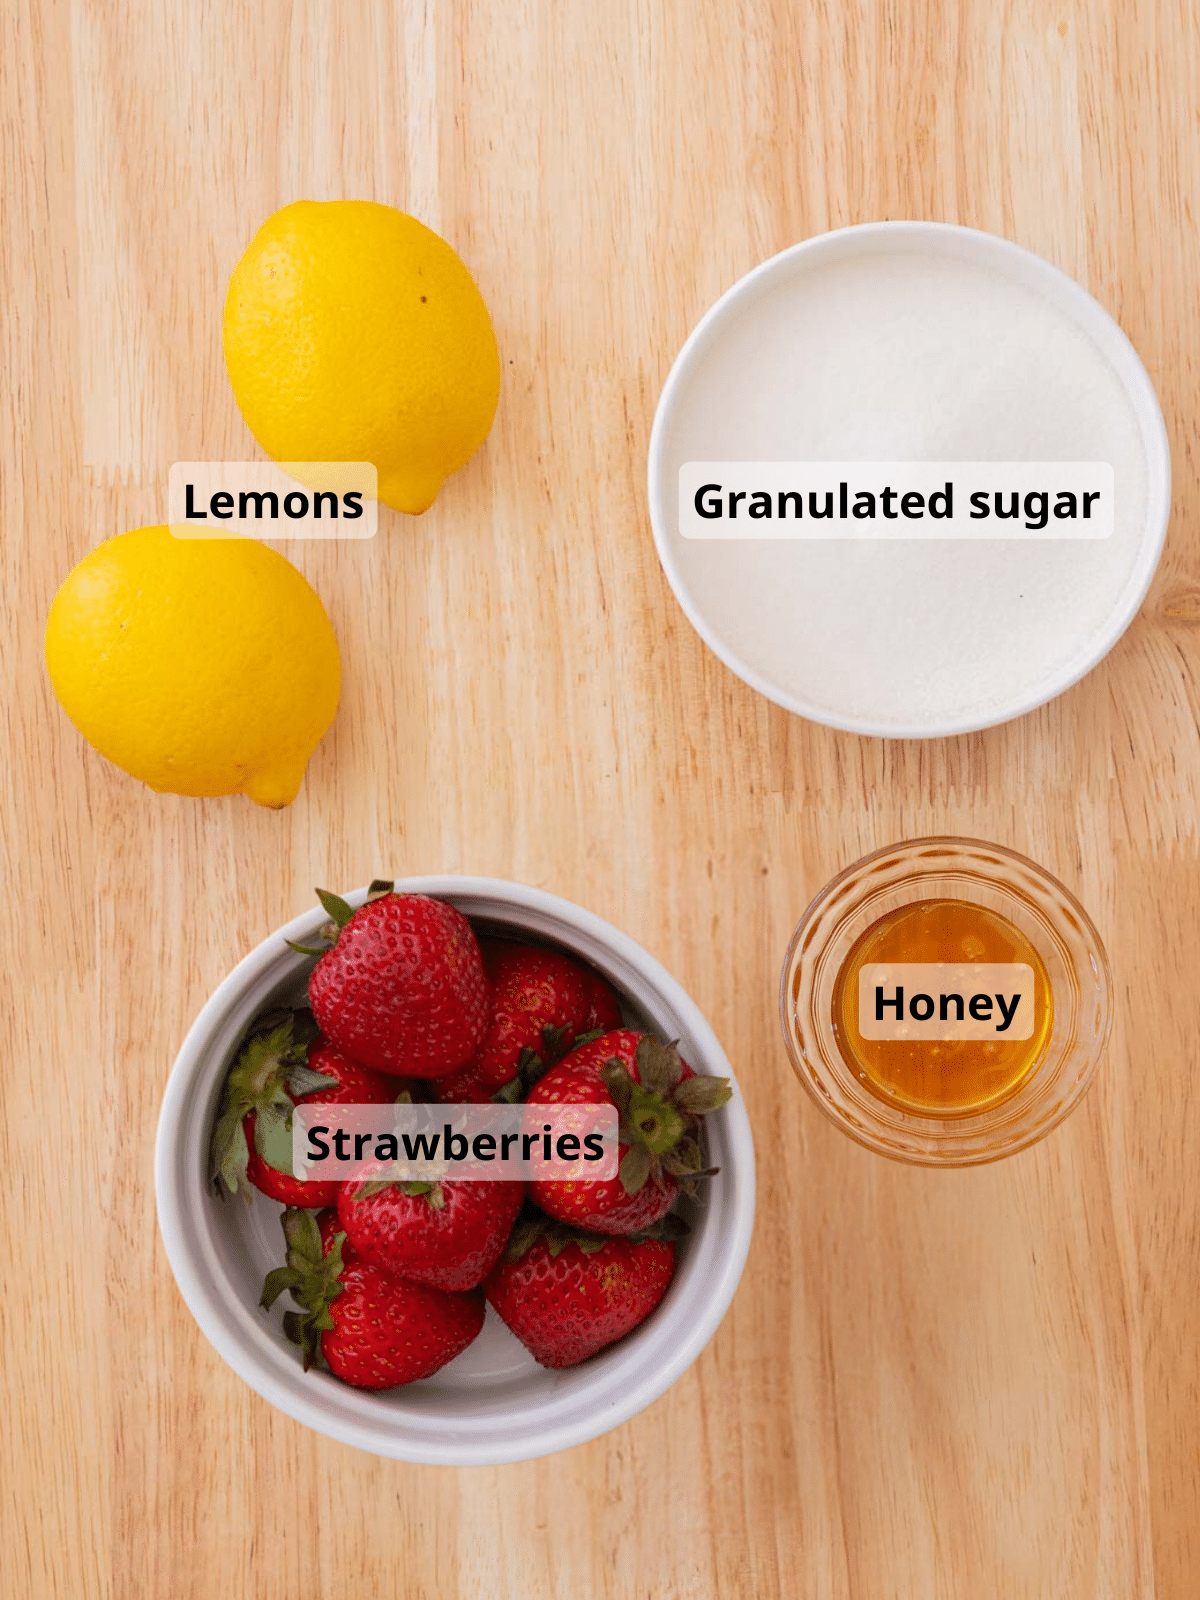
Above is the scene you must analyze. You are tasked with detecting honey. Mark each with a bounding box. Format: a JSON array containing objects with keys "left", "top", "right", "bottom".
[{"left": 831, "top": 899, "right": 1053, "bottom": 1117}]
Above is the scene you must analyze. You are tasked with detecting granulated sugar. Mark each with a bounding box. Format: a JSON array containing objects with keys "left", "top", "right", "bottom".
[{"left": 659, "top": 247, "right": 1151, "bottom": 731}]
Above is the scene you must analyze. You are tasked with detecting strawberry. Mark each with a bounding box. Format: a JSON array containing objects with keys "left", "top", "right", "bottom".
[
  {"left": 429, "top": 1059, "right": 494, "bottom": 1104},
  {"left": 474, "top": 944, "right": 591, "bottom": 1091},
  {"left": 527, "top": 1030, "right": 731, "bottom": 1234},
  {"left": 316, "top": 1206, "right": 358, "bottom": 1262},
  {"left": 428, "top": 953, "right": 630, "bottom": 1107},
  {"left": 294, "top": 882, "right": 489, "bottom": 1078},
  {"left": 484, "top": 1211, "right": 682, "bottom": 1367},
  {"left": 209, "top": 1014, "right": 404, "bottom": 1206},
  {"left": 337, "top": 1175, "right": 525, "bottom": 1291},
  {"left": 261, "top": 1207, "right": 484, "bottom": 1389},
  {"left": 581, "top": 967, "right": 623, "bottom": 1032}
]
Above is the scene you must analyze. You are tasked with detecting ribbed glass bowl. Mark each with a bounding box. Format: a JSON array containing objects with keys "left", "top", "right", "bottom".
[{"left": 780, "top": 838, "right": 1112, "bottom": 1165}]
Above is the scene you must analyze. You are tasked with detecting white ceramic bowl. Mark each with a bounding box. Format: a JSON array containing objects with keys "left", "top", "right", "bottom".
[
  {"left": 648, "top": 221, "right": 1171, "bottom": 737},
  {"left": 155, "top": 877, "right": 756, "bottom": 1465}
]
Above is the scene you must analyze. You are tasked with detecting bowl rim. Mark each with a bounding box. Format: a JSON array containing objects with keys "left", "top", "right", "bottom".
[
  {"left": 647, "top": 218, "right": 1172, "bottom": 739},
  {"left": 155, "top": 875, "right": 757, "bottom": 1464}
]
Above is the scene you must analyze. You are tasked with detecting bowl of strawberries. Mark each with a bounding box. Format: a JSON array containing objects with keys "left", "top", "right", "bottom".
[{"left": 155, "top": 876, "right": 755, "bottom": 1464}]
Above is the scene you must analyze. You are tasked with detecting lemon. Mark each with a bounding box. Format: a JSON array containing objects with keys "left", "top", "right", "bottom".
[
  {"left": 223, "top": 200, "right": 500, "bottom": 515},
  {"left": 45, "top": 526, "right": 340, "bottom": 807}
]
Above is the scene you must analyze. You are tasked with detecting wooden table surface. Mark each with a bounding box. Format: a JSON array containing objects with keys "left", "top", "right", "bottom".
[{"left": 5, "top": 1, "right": 1199, "bottom": 1595}]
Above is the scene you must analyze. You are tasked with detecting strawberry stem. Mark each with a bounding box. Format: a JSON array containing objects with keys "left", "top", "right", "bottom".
[
  {"left": 598, "top": 1040, "right": 732, "bottom": 1195},
  {"left": 260, "top": 1208, "right": 346, "bottom": 1372},
  {"left": 315, "top": 888, "right": 355, "bottom": 928}
]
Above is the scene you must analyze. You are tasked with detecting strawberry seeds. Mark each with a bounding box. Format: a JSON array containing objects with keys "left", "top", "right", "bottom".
[{"left": 210, "top": 883, "right": 733, "bottom": 1388}]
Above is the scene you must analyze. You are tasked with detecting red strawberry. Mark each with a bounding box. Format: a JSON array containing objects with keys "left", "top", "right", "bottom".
[
  {"left": 210, "top": 1016, "right": 404, "bottom": 1206},
  {"left": 430, "top": 959, "right": 627, "bottom": 1105},
  {"left": 474, "top": 945, "right": 590, "bottom": 1090},
  {"left": 527, "top": 1030, "right": 731, "bottom": 1234},
  {"left": 337, "top": 1176, "right": 525, "bottom": 1291},
  {"left": 316, "top": 1206, "right": 358, "bottom": 1262},
  {"left": 484, "top": 1211, "right": 681, "bottom": 1367},
  {"left": 581, "top": 967, "right": 623, "bottom": 1032},
  {"left": 261, "top": 1207, "right": 484, "bottom": 1389},
  {"left": 296, "top": 883, "right": 490, "bottom": 1078},
  {"left": 430, "top": 1059, "right": 494, "bottom": 1104}
]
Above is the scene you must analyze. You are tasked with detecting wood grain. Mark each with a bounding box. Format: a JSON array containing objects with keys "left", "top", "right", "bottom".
[{"left": 3, "top": 1, "right": 1199, "bottom": 1595}]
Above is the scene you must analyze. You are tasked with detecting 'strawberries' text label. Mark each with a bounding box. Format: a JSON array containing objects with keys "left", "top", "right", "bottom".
[
  {"left": 294, "top": 1103, "right": 619, "bottom": 1182},
  {"left": 678, "top": 462, "right": 1114, "bottom": 539},
  {"left": 858, "top": 963, "right": 1035, "bottom": 1040},
  {"left": 169, "top": 461, "right": 378, "bottom": 539}
]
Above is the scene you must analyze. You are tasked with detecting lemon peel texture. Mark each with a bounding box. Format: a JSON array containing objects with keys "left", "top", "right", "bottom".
[
  {"left": 45, "top": 525, "right": 341, "bottom": 807},
  {"left": 223, "top": 200, "right": 500, "bottom": 515}
]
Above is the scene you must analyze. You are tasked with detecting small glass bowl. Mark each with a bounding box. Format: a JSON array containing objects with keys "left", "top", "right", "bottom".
[{"left": 780, "top": 838, "right": 1113, "bottom": 1166}]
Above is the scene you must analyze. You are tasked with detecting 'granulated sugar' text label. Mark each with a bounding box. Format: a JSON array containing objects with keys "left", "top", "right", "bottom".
[{"left": 680, "top": 463, "right": 1113, "bottom": 539}]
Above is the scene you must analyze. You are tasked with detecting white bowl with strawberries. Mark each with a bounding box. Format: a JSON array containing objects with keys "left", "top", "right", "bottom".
[{"left": 155, "top": 877, "right": 756, "bottom": 1464}]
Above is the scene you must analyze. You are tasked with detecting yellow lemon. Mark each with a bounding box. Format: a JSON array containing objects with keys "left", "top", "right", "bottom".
[
  {"left": 45, "top": 526, "right": 340, "bottom": 807},
  {"left": 223, "top": 200, "right": 500, "bottom": 514}
]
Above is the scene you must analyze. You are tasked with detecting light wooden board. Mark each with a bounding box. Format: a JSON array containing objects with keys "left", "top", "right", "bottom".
[{"left": 3, "top": 1, "right": 1199, "bottom": 1595}]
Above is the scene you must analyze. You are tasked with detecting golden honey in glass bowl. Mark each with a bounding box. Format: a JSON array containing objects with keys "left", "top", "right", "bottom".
[{"left": 830, "top": 898, "right": 1054, "bottom": 1118}]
